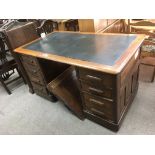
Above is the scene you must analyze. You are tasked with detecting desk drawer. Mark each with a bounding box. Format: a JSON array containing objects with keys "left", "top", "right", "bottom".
[
  {"left": 81, "top": 82, "right": 113, "bottom": 99},
  {"left": 23, "top": 63, "right": 40, "bottom": 75},
  {"left": 83, "top": 93, "right": 113, "bottom": 112},
  {"left": 28, "top": 74, "right": 45, "bottom": 85},
  {"left": 22, "top": 60, "right": 40, "bottom": 71},
  {"left": 83, "top": 93, "right": 114, "bottom": 121},
  {"left": 78, "top": 68, "right": 114, "bottom": 89},
  {"left": 21, "top": 54, "right": 38, "bottom": 66}
]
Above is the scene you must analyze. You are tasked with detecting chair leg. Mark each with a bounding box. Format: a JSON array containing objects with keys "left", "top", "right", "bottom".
[
  {"left": 0, "top": 78, "right": 11, "bottom": 95},
  {"left": 16, "top": 67, "right": 27, "bottom": 84}
]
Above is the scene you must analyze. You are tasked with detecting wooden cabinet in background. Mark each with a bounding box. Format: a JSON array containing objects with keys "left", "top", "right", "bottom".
[
  {"left": 78, "top": 19, "right": 126, "bottom": 33},
  {"left": 78, "top": 19, "right": 108, "bottom": 32}
]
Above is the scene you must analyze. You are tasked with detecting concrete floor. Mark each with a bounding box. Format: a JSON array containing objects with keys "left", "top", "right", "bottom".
[{"left": 0, "top": 78, "right": 155, "bottom": 134}]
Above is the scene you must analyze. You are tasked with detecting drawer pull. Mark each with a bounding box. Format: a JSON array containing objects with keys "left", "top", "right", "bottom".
[
  {"left": 89, "top": 98, "right": 104, "bottom": 106},
  {"left": 91, "top": 108, "right": 105, "bottom": 116},
  {"left": 32, "top": 78, "right": 40, "bottom": 83},
  {"left": 86, "top": 75, "right": 102, "bottom": 81},
  {"left": 36, "top": 79, "right": 40, "bottom": 83},
  {"left": 88, "top": 87, "right": 104, "bottom": 94},
  {"left": 32, "top": 70, "right": 37, "bottom": 74}
]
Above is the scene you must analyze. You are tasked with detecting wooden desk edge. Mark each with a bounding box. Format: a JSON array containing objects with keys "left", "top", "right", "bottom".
[{"left": 14, "top": 31, "right": 145, "bottom": 74}]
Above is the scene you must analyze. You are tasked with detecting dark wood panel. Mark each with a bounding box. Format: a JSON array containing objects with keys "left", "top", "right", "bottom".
[
  {"left": 47, "top": 66, "right": 84, "bottom": 120},
  {"left": 120, "top": 48, "right": 140, "bottom": 85},
  {"left": 37, "top": 58, "right": 70, "bottom": 83},
  {"left": 117, "top": 51, "right": 140, "bottom": 120}
]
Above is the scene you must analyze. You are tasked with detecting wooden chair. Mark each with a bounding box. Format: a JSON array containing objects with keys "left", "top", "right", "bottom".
[
  {"left": 6, "top": 22, "right": 39, "bottom": 49},
  {"left": 36, "top": 20, "right": 58, "bottom": 37},
  {"left": 127, "top": 19, "right": 155, "bottom": 33},
  {"left": 2, "top": 22, "right": 40, "bottom": 94},
  {"left": 0, "top": 32, "right": 25, "bottom": 94},
  {"left": 65, "top": 19, "right": 79, "bottom": 31}
]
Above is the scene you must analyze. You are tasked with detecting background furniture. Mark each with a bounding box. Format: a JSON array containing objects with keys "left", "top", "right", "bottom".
[
  {"left": 78, "top": 19, "right": 126, "bottom": 33},
  {"left": 124, "top": 19, "right": 155, "bottom": 82},
  {"left": 36, "top": 20, "right": 58, "bottom": 36},
  {"left": 14, "top": 32, "right": 145, "bottom": 131},
  {"left": 1, "top": 22, "right": 42, "bottom": 95},
  {"left": 139, "top": 57, "right": 155, "bottom": 82},
  {"left": 0, "top": 21, "right": 39, "bottom": 94},
  {"left": 53, "top": 19, "right": 79, "bottom": 31},
  {"left": 4, "top": 22, "right": 60, "bottom": 101},
  {"left": 0, "top": 32, "right": 25, "bottom": 94},
  {"left": 64, "top": 19, "right": 79, "bottom": 31}
]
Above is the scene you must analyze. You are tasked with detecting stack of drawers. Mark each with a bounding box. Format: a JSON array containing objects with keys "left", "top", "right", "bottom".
[
  {"left": 77, "top": 68, "right": 116, "bottom": 122},
  {"left": 20, "top": 54, "right": 55, "bottom": 100}
]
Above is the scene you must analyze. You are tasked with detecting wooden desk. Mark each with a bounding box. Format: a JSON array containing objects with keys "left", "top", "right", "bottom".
[{"left": 14, "top": 32, "right": 145, "bottom": 131}]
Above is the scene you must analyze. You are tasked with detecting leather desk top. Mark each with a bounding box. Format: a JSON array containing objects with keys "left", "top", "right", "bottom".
[{"left": 15, "top": 32, "right": 145, "bottom": 74}]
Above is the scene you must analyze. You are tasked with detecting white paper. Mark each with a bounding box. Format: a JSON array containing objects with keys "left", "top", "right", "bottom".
[{"left": 41, "top": 33, "right": 46, "bottom": 38}]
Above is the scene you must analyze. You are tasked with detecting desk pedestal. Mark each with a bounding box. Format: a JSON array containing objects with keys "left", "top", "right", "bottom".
[{"left": 76, "top": 49, "right": 140, "bottom": 131}]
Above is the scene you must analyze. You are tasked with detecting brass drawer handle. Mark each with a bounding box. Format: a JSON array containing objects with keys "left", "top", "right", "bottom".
[
  {"left": 31, "top": 70, "right": 37, "bottom": 74},
  {"left": 86, "top": 75, "right": 102, "bottom": 81},
  {"left": 36, "top": 79, "right": 40, "bottom": 83},
  {"left": 89, "top": 98, "right": 104, "bottom": 106},
  {"left": 30, "top": 60, "right": 34, "bottom": 64},
  {"left": 91, "top": 108, "right": 105, "bottom": 116},
  {"left": 88, "top": 87, "right": 104, "bottom": 94},
  {"left": 32, "top": 79, "right": 40, "bottom": 83}
]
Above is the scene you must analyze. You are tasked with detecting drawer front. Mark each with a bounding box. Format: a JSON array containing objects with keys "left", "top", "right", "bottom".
[
  {"left": 31, "top": 82, "right": 48, "bottom": 95},
  {"left": 78, "top": 68, "right": 115, "bottom": 89},
  {"left": 83, "top": 93, "right": 113, "bottom": 113},
  {"left": 28, "top": 74, "right": 45, "bottom": 85},
  {"left": 83, "top": 93, "right": 114, "bottom": 121},
  {"left": 21, "top": 54, "right": 38, "bottom": 66},
  {"left": 23, "top": 63, "right": 41, "bottom": 76},
  {"left": 81, "top": 82, "right": 113, "bottom": 99},
  {"left": 22, "top": 60, "right": 40, "bottom": 72}
]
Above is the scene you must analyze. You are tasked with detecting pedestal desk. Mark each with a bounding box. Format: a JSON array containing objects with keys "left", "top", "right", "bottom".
[{"left": 14, "top": 32, "right": 145, "bottom": 131}]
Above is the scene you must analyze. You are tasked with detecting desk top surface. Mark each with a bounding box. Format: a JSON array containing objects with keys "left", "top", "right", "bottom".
[{"left": 15, "top": 32, "right": 145, "bottom": 74}]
